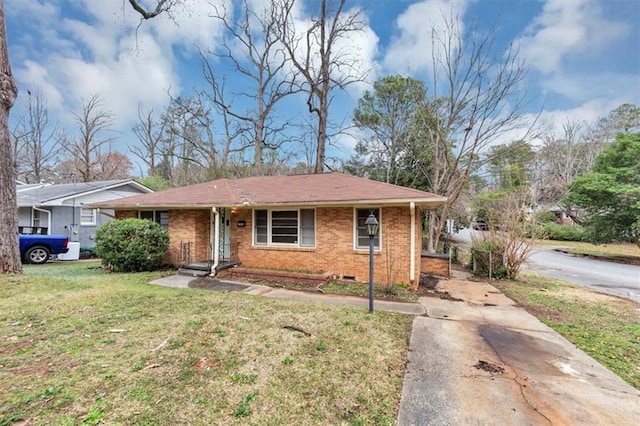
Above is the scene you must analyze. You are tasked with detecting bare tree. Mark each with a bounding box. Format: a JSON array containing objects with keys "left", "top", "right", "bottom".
[
  {"left": 471, "top": 186, "right": 542, "bottom": 279},
  {"left": 131, "top": 107, "right": 166, "bottom": 177},
  {"left": 58, "top": 95, "right": 116, "bottom": 182},
  {"left": 203, "top": 0, "right": 300, "bottom": 169},
  {"left": 12, "top": 88, "right": 60, "bottom": 183},
  {"left": 535, "top": 120, "right": 594, "bottom": 206},
  {"left": 418, "top": 16, "right": 533, "bottom": 251},
  {"left": 276, "top": 0, "right": 367, "bottom": 173},
  {"left": 0, "top": 0, "right": 21, "bottom": 273}
]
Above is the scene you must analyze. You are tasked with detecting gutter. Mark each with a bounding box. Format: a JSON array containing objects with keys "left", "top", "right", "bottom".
[{"left": 89, "top": 197, "right": 448, "bottom": 211}]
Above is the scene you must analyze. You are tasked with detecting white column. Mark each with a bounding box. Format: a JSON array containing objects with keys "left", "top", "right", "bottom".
[
  {"left": 410, "top": 202, "right": 416, "bottom": 283},
  {"left": 211, "top": 207, "right": 220, "bottom": 275}
]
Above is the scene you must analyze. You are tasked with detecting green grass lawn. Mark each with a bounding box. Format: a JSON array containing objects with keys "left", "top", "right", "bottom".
[
  {"left": 492, "top": 271, "right": 640, "bottom": 390},
  {"left": 536, "top": 240, "right": 640, "bottom": 260},
  {"left": 0, "top": 262, "right": 412, "bottom": 425}
]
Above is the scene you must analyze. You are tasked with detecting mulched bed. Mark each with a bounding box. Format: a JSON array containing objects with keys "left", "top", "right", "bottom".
[{"left": 217, "top": 270, "right": 324, "bottom": 291}]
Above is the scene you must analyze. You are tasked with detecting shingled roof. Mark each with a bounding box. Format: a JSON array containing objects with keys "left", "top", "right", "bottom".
[{"left": 90, "top": 173, "right": 447, "bottom": 209}]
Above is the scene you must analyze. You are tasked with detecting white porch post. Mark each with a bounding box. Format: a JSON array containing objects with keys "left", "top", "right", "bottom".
[
  {"left": 211, "top": 207, "right": 220, "bottom": 275},
  {"left": 410, "top": 202, "right": 416, "bottom": 283}
]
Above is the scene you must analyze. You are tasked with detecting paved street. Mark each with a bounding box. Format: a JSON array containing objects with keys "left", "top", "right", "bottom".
[
  {"left": 453, "top": 227, "right": 640, "bottom": 303},
  {"left": 525, "top": 248, "right": 640, "bottom": 302}
]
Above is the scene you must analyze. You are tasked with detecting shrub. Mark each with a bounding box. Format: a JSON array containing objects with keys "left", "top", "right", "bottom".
[
  {"left": 95, "top": 219, "right": 169, "bottom": 272},
  {"left": 543, "top": 223, "right": 586, "bottom": 241},
  {"left": 79, "top": 247, "right": 98, "bottom": 259},
  {"left": 470, "top": 239, "right": 505, "bottom": 278}
]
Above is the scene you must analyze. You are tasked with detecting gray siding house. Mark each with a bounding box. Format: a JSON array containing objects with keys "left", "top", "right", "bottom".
[{"left": 17, "top": 180, "right": 153, "bottom": 248}]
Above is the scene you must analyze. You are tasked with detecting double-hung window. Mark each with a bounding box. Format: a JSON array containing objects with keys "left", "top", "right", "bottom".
[
  {"left": 254, "top": 209, "right": 315, "bottom": 247},
  {"left": 355, "top": 208, "right": 381, "bottom": 250},
  {"left": 139, "top": 210, "right": 169, "bottom": 230},
  {"left": 80, "top": 208, "right": 96, "bottom": 226}
]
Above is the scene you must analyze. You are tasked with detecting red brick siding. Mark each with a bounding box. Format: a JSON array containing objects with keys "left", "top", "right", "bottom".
[
  {"left": 230, "top": 206, "right": 418, "bottom": 286},
  {"left": 115, "top": 210, "right": 137, "bottom": 220},
  {"left": 167, "top": 209, "right": 210, "bottom": 264},
  {"left": 115, "top": 206, "right": 433, "bottom": 287},
  {"left": 420, "top": 256, "right": 450, "bottom": 277}
]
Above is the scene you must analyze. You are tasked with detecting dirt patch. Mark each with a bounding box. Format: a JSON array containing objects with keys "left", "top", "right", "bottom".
[
  {"left": 474, "top": 360, "right": 505, "bottom": 374},
  {"left": 518, "top": 304, "right": 568, "bottom": 323},
  {"left": 191, "top": 357, "right": 220, "bottom": 374},
  {"left": 417, "top": 274, "right": 462, "bottom": 301},
  {"left": 1, "top": 338, "right": 34, "bottom": 356}
]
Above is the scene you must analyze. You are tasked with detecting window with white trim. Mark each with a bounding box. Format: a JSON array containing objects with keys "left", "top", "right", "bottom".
[
  {"left": 32, "top": 210, "right": 41, "bottom": 228},
  {"left": 139, "top": 210, "right": 169, "bottom": 230},
  {"left": 80, "top": 208, "right": 97, "bottom": 226},
  {"left": 355, "top": 208, "right": 381, "bottom": 250},
  {"left": 253, "top": 209, "right": 315, "bottom": 247}
]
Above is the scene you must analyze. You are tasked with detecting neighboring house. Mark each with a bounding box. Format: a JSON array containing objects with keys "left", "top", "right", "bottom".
[
  {"left": 17, "top": 180, "right": 154, "bottom": 248},
  {"left": 91, "top": 173, "right": 447, "bottom": 286},
  {"left": 546, "top": 204, "right": 576, "bottom": 226}
]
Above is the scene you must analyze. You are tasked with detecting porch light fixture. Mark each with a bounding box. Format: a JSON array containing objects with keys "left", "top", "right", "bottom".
[{"left": 365, "top": 212, "right": 379, "bottom": 313}]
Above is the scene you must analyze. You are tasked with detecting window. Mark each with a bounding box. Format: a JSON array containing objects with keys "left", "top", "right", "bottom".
[
  {"left": 355, "top": 208, "right": 380, "bottom": 250},
  {"left": 139, "top": 210, "right": 169, "bottom": 230},
  {"left": 253, "top": 209, "right": 315, "bottom": 247},
  {"left": 81, "top": 208, "right": 96, "bottom": 226},
  {"left": 254, "top": 210, "right": 268, "bottom": 244},
  {"left": 32, "top": 210, "right": 41, "bottom": 228}
]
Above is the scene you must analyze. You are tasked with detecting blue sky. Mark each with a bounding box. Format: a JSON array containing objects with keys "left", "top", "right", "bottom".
[{"left": 6, "top": 0, "right": 640, "bottom": 173}]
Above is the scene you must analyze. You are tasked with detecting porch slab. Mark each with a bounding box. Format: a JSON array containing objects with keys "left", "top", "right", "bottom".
[{"left": 150, "top": 275, "right": 192, "bottom": 289}]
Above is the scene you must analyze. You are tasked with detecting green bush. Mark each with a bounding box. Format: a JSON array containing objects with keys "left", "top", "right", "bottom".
[
  {"left": 95, "top": 219, "right": 169, "bottom": 272},
  {"left": 79, "top": 247, "right": 98, "bottom": 259},
  {"left": 470, "top": 240, "right": 505, "bottom": 278},
  {"left": 542, "top": 223, "right": 586, "bottom": 241}
]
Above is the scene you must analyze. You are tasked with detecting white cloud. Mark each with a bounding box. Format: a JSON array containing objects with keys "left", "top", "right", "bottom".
[
  {"left": 9, "top": 0, "right": 228, "bottom": 134},
  {"left": 541, "top": 72, "right": 640, "bottom": 105},
  {"left": 383, "top": 0, "right": 469, "bottom": 75},
  {"left": 16, "top": 61, "right": 65, "bottom": 111},
  {"left": 49, "top": 29, "right": 177, "bottom": 129},
  {"left": 517, "top": 0, "right": 629, "bottom": 74},
  {"left": 146, "top": 0, "right": 230, "bottom": 54}
]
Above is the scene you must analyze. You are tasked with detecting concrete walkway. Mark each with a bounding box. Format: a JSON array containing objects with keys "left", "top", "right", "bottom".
[
  {"left": 150, "top": 273, "right": 640, "bottom": 424},
  {"left": 398, "top": 274, "right": 640, "bottom": 425},
  {"left": 149, "top": 274, "right": 425, "bottom": 315}
]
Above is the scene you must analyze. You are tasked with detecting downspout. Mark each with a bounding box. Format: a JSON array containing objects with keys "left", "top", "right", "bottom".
[
  {"left": 410, "top": 202, "right": 416, "bottom": 283},
  {"left": 211, "top": 207, "right": 220, "bottom": 276},
  {"left": 33, "top": 206, "right": 51, "bottom": 235}
]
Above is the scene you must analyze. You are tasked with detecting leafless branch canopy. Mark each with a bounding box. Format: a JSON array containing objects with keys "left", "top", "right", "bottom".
[{"left": 128, "top": 0, "right": 175, "bottom": 20}]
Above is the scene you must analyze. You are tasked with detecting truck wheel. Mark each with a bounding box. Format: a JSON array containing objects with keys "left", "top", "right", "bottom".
[{"left": 25, "top": 246, "right": 50, "bottom": 264}]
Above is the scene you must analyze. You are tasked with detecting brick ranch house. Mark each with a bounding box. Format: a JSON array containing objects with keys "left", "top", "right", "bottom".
[{"left": 91, "top": 173, "right": 447, "bottom": 288}]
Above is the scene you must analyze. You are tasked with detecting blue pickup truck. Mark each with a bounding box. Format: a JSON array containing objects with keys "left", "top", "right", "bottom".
[{"left": 19, "top": 234, "right": 70, "bottom": 264}]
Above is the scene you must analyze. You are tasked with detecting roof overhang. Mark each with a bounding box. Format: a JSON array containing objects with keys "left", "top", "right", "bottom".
[{"left": 93, "top": 197, "right": 448, "bottom": 211}]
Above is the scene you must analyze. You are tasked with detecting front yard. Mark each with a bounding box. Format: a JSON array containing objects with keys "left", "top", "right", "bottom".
[{"left": 0, "top": 262, "right": 412, "bottom": 425}]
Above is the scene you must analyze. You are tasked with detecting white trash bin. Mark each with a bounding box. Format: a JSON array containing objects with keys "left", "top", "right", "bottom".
[{"left": 58, "top": 242, "right": 80, "bottom": 261}]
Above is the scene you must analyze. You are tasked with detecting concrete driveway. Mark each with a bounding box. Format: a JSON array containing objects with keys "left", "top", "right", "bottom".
[{"left": 398, "top": 275, "right": 640, "bottom": 425}]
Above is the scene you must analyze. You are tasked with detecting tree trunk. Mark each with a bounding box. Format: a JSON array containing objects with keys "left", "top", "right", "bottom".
[
  {"left": 315, "top": 104, "right": 327, "bottom": 173},
  {"left": 0, "top": 0, "right": 22, "bottom": 273}
]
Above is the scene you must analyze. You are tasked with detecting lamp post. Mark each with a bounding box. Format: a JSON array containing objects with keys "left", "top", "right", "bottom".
[{"left": 365, "top": 212, "right": 379, "bottom": 313}]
